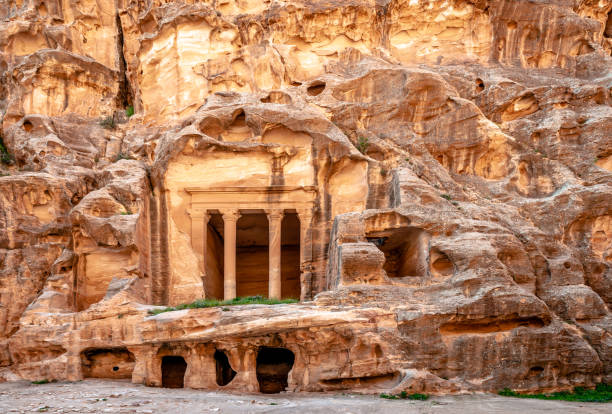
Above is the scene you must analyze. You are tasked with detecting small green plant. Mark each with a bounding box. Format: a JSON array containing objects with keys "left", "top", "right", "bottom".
[
  {"left": 149, "top": 295, "right": 298, "bottom": 315},
  {"left": 0, "top": 136, "right": 14, "bottom": 165},
  {"left": 31, "top": 379, "right": 51, "bottom": 385},
  {"left": 356, "top": 136, "right": 369, "bottom": 154},
  {"left": 37, "top": 407, "right": 50, "bottom": 412},
  {"left": 120, "top": 209, "right": 133, "bottom": 215},
  {"left": 125, "top": 105, "right": 135, "bottom": 118},
  {"left": 99, "top": 116, "right": 116, "bottom": 130},
  {"left": 115, "top": 153, "right": 132, "bottom": 161},
  {"left": 222, "top": 307, "right": 230, "bottom": 311},
  {"left": 498, "top": 383, "right": 612, "bottom": 403},
  {"left": 380, "top": 168, "right": 387, "bottom": 177},
  {"left": 117, "top": 313, "right": 124, "bottom": 319},
  {"left": 380, "top": 391, "right": 429, "bottom": 400},
  {"left": 441, "top": 194, "right": 452, "bottom": 201}
]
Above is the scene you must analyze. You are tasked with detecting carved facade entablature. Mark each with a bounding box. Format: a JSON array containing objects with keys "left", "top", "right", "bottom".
[{"left": 185, "top": 186, "right": 317, "bottom": 213}]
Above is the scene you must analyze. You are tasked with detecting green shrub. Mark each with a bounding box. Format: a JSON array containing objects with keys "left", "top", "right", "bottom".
[
  {"left": 31, "top": 379, "right": 51, "bottom": 385},
  {"left": 380, "top": 392, "right": 429, "bottom": 400},
  {"left": 357, "top": 136, "right": 369, "bottom": 154},
  {"left": 149, "top": 295, "right": 298, "bottom": 315},
  {"left": 125, "top": 105, "right": 135, "bottom": 118},
  {"left": 99, "top": 116, "right": 115, "bottom": 130},
  {"left": 498, "top": 384, "right": 612, "bottom": 403},
  {"left": 0, "top": 136, "right": 14, "bottom": 165},
  {"left": 440, "top": 194, "right": 452, "bottom": 201}
]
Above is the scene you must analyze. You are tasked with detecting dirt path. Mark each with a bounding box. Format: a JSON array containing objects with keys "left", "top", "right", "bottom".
[{"left": 0, "top": 379, "right": 608, "bottom": 413}]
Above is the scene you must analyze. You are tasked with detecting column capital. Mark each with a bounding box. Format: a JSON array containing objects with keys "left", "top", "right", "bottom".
[
  {"left": 265, "top": 209, "right": 284, "bottom": 221},
  {"left": 187, "top": 208, "right": 209, "bottom": 219},
  {"left": 296, "top": 208, "right": 314, "bottom": 223},
  {"left": 220, "top": 209, "right": 241, "bottom": 222}
]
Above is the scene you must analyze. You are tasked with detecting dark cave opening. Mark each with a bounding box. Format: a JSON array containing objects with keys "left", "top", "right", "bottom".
[
  {"left": 161, "top": 356, "right": 187, "bottom": 388},
  {"left": 214, "top": 350, "right": 236, "bottom": 386},
  {"left": 256, "top": 347, "right": 295, "bottom": 394}
]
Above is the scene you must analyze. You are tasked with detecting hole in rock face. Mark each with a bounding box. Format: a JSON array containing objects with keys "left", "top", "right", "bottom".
[
  {"left": 23, "top": 120, "right": 33, "bottom": 132},
  {"left": 260, "top": 91, "right": 292, "bottom": 104},
  {"left": 605, "top": 11, "right": 612, "bottom": 38},
  {"left": 161, "top": 356, "right": 187, "bottom": 388},
  {"left": 256, "top": 347, "right": 295, "bottom": 394},
  {"left": 307, "top": 81, "right": 326, "bottom": 96},
  {"left": 214, "top": 350, "right": 236, "bottom": 386},
  {"left": 475, "top": 78, "right": 485, "bottom": 93},
  {"left": 81, "top": 348, "right": 135, "bottom": 379},
  {"left": 430, "top": 249, "right": 454, "bottom": 277},
  {"left": 290, "top": 81, "right": 302, "bottom": 87}
]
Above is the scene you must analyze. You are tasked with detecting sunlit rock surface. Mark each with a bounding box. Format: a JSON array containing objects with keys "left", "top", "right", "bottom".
[{"left": 0, "top": 0, "right": 611, "bottom": 395}]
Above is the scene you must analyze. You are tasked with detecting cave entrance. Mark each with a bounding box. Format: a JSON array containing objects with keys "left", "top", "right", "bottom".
[
  {"left": 366, "top": 227, "right": 429, "bottom": 278},
  {"left": 81, "top": 348, "right": 135, "bottom": 379},
  {"left": 161, "top": 356, "right": 187, "bottom": 388},
  {"left": 214, "top": 350, "right": 236, "bottom": 386},
  {"left": 256, "top": 347, "right": 295, "bottom": 394}
]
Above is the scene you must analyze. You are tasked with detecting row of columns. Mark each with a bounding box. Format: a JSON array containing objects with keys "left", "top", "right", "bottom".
[{"left": 189, "top": 208, "right": 313, "bottom": 301}]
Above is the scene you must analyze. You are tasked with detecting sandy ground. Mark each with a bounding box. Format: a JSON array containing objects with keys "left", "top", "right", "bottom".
[{"left": 0, "top": 379, "right": 609, "bottom": 413}]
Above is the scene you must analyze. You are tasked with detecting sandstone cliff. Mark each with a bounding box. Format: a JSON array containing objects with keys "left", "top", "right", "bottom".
[{"left": 0, "top": 0, "right": 611, "bottom": 395}]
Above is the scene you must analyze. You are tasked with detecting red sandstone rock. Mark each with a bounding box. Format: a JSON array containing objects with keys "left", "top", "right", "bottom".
[{"left": 0, "top": 0, "right": 610, "bottom": 396}]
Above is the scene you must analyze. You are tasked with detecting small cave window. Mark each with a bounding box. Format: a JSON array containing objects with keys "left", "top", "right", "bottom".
[
  {"left": 475, "top": 78, "right": 485, "bottom": 93},
  {"left": 22, "top": 120, "right": 33, "bottom": 132},
  {"left": 307, "top": 81, "right": 326, "bottom": 96},
  {"left": 430, "top": 249, "right": 454, "bottom": 277},
  {"left": 161, "top": 356, "right": 187, "bottom": 388},
  {"left": 214, "top": 350, "right": 236, "bottom": 386},
  {"left": 290, "top": 81, "right": 302, "bottom": 87},
  {"left": 256, "top": 347, "right": 295, "bottom": 394}
]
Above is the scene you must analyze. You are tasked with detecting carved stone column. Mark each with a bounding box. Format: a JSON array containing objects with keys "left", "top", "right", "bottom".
[
  {"left": 266, "top": 209, "right": 284, "bottom": 299},
  {"left": 297, "top": 209, "right": 314, "bottom": 301},
  {"left": 188, "top": 208, "right": 209, "bottom": 258},
  {"left": 221, "top": 209, "right": 241, "bottom": 300},
  {"left": 188, "top": 208, "right": 210, "bottom": 294}
]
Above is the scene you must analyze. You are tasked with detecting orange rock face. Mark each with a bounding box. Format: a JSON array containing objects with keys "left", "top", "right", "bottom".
[{"left": 0, "top": 0, "right": 611, "bottom": 395}]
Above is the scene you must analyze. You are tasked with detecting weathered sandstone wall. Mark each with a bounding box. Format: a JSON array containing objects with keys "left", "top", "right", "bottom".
[{"left": 0, "top": 0, "right": 610, "bottom": 395}]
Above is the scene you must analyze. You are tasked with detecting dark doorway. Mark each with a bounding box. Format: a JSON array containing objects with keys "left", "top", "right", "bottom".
[
  {"left": 161, "top": 356, "right": 187, "bottom": 388},
  {"left": 235, "top": 213, "right": 269, "bottom": 297},
  {"left": 281, "top": 213, "right": 301, "bottom": 299},
  {"left": 214, "top": 350, "right": 237, "bottom": 386},
  {"left": 256, "top": 347, "right": 295, "bottom": 393}
]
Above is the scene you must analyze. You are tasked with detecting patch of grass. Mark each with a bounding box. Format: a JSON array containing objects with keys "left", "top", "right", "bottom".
[
  {"left": 440, "top": 194, "right": 452, "bottom": 201},
  {"left": 0, "top": 136, "right": 14, "bottom": 165},
  {"left": 120, "top": 209, "right": 133, "bottom": 215},
  {"left": 149, "top": 295, "right": 298, "bottom": 315},
  {"left": 99, "top": 116, "right": 116, "bottom": 130},
  {"left": 31, "top": 379, "right": 51, "bottom": 385},
  {"left": 356, "top": 136, "right": 369, "bottom": 154},
  {"left": 125, "top": 105, "right": 135, "bottom": 118},
  {"left": 380, "top": 391, "right": 429, "bottom": 400},
  {"left": 37, "top": 406, "right": 50, "bottom": 412},
  {"left": 498, "top": 383, "right": 612, "bottom": 403}
]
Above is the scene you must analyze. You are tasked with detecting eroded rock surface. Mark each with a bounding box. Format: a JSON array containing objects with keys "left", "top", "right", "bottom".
[{"left": 0, "top": 0, "right": 611, "bottom": 395}]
